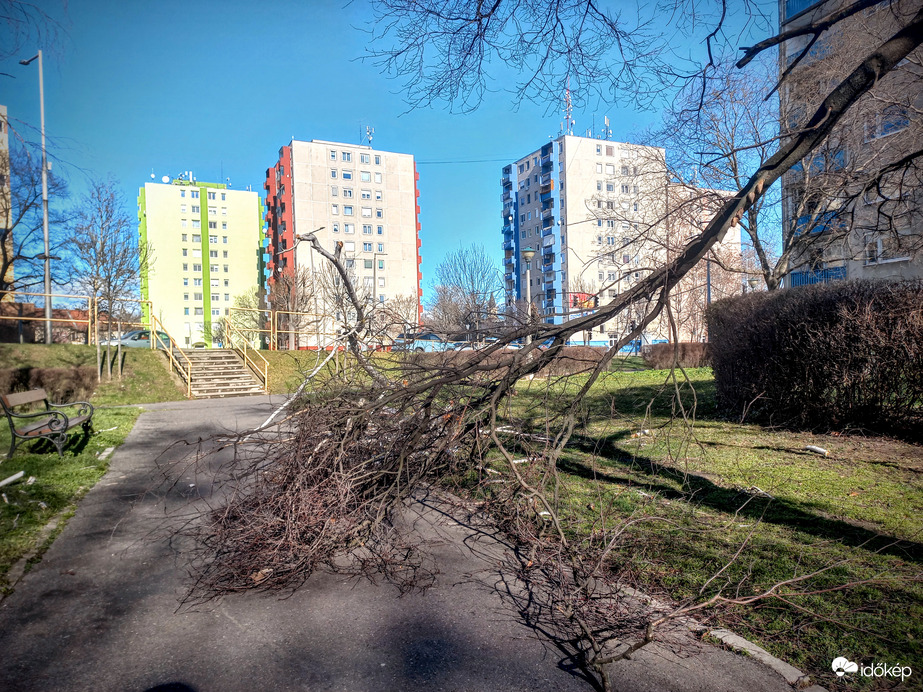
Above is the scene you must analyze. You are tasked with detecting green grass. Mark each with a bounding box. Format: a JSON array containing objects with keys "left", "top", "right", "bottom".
[
  {"left": 494, "top": 368, "right": 923, "bottom": 689},
  {"left": 0, "top": 343, "right": 187, "bottom": 405},
  {"left": 0, "top": 406, "right": 141, "bottom": 589}
]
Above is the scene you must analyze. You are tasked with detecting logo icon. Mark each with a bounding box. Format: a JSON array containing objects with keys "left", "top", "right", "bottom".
[{"left": 832, "top": 657, "right": 859, "bottom": 677}]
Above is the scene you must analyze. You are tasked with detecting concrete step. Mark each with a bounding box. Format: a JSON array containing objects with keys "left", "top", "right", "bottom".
[{"left": 182, "top": 348, "right": 266, "bottom": 399}]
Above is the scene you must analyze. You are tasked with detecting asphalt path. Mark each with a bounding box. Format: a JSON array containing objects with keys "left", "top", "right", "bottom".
[{"left": 0, "top": 395, "right": 797, "bottom": 692}]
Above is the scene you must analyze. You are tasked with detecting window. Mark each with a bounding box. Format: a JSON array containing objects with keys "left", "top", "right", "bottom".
[
  {"left": 342, "top": 170, "right": 353, "bottom": 180},
  {"left": 621, "top": 184, "right": 630, "bottom": 194},
  {"left": 191, "top": 205, "right": 200, "bottom": 213},
  {"left": 606, "top": 236, "right": 615, "bottom": 245},
  {"left": 360, "top": 153, "right": 370, "bottom": 164},
  {"left": 194, "top": 278, "right": 203, "bottom": 287},
  {"left": 361, "top": 207, "right": 372, "bottom": 218},
  {"left": 181, "top": 219, "right": 187, "bottom": 227},
  {"left": 209, "top": 250, "right": 217, "bottom": 258},
  {"left": 362, "top": 242, "right": 372, "bottom": 252},
  {"left": 596, "top": 163, "right": 603, "bottom": 173},
  {"left": 192, "top": 220, "right": 201, "bottom": 229},
  {"left": 209, "top": 235, "right": 217, "bottom": 244},
  {"left": 223, "top": 251, "right": 228, "bottom": 258},
  {"left": 211, "top": 293, "right": 219, "bottom": 302},
  {"left": 346, "top": 259, "right": 355, "bottom": 268},
  {"left": 183, "top": 263, "right": 189, "bottom": 271},
  {"left": 342, "top": 151, "right": 351, "bottom": 162},
  {"left": 374, "top": 155, "right": 381, "bottom": 165},
  {"left": 182, "top": 248, "right": 188, "bottom": 257},
  {"left": 181, "top": 204, "right": 187, "bottom": 213},
  {"left": 361, "top": 189, "right": 371, "bottom": 199},
  {"left": 344, "top": 223, "right": 354, "bottom": 233},
  {"left": 866, "top": 105, "right": 910, "bottom": 140},
  {"left": 224, "top": 279, "right": 229, "bottom": 287},
  {"left": 221, "top": 193, "right": 226, "bottom": 201},
  {"left": 344, "top": 205, "right": 354, "bottom": 216},
  {"left": 378, "top": 259, "right": 385, "bottom": 269},
  {"left": 332, "top": 204, "right": 339, "bottom": 215},
  {"left": 362, "top": 224, "right": 372, "bottom": 234},
  {"left": 343, "top": 188, "right": 353, "bottom": 198},
  {"left": 191, "top": 190, "right": 199, "bottom": 199},
  {"left": 344, "top": 241, "right": 356, "bottom": 252},
  {"left": 621, "top": 166, "right": 630, "bottom": 176},
  {"left": 605, "top": 164, "right": 615, "bottom": 175},
  {"left": 363, "top": 277, "right": 373, "bottom": 287},
  {"left": 376, "top": 208, "right": 383, "bottom": 218},
  {"left": 360, "top": 171, "right": 371, "bottom": 182},
  {"left": 865, "top": 231, "right": 910, "bottom": 264},
  {"left": 364, "top": 259, "right": 373, "bottom": 269},
  {"left": 192, "top": 248, "right": 202, "bottom": 258},
  {"left": 184, "top": 293, "right": 190, "bottom": 301},
  {"left": 209, "top": 308, "right": 219, "bottom": 316},
  {"left": 606, "top": 146, "right": 614, "bottom": 156},
  {"left": 207, "top": 191, "right": 216, "bottom": 200},
  {"left": 606, "top": 183, "right": 614, "bottom": 192},
  {"left": 211, "top": 264, "right": 219, "bottom": 272},
  {"left": 222, "top": 222, "right": 227, "bottom": 230},
  {"left": 211, "top": 278, "right": 219, "bottom": 288},
  {"left": 330, "top": 149, "right": 337, "bottom": 160},
  {"left": 596, "top": 181, "right": 602, "bottom": 191},
  {"left": 330, "top": 169, "right": 338, "bottom": 179},
  {"left": 377, "top": 243, "right": 383, "bottom": 252},
  {"left": 374, "top": 172, "right": 382, "bottom": 183},
  {"left": 183, "top": 278, "right": 189, "bottom": 286},
  {"left": 191, "top": 234, "right": 201, "bottom": 243},
  {"left": 194, "top": 307, "right": 204, "bottom": 315},
  {"left": 377, "top": 225, "right": 383, "bottom": 235},
  {"left": 193, "top": 263, "right": 202, "bottom": 272},
  {"left": 596, "top": 144, "right": 602, "bottom": 155},
  {"left": 180, "top": 190, "right": 186, "bottom": 198},
  {"left": 331, "top": 186, "right": 338, "bottom": 197},
  {"left": 184, "top": 307, "right": 189, "bottom": 315},
  {"left": 333, "top": 222, "right": 340, "bottom": 233},
  {"left": 223, "top": 265, "right": 229, "bottom": 272},
  {"left": 222, "top": 236, "right": 228, "bottom": 244},
  {"left": 194, "top": 292, "right": 203, "bottom": 301}
]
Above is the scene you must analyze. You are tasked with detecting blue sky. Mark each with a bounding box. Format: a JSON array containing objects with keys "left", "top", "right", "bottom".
[{"left": 2, "top": 0, "right": 771, "bottom": 300}]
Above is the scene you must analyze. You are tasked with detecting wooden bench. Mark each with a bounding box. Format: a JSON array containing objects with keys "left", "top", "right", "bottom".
[{"left": 1, "top": 389, "right": 95, "bottom": 458}]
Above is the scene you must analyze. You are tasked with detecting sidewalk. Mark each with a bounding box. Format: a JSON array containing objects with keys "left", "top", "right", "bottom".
[{"left": 0, "top": 396, "right": 802, "bottom": 691}]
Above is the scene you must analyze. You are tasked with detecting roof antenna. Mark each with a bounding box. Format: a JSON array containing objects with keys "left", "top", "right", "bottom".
[{"left": 366, "top": 125, "right": 374, "bottom": 146}]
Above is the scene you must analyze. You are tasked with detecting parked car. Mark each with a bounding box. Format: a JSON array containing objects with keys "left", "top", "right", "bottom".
[
  {"left": 392, "top": 332, "right": 456, "bottom": 353},
  {"left": 101, "top": 329, "right": 174, "bottom": 349}
]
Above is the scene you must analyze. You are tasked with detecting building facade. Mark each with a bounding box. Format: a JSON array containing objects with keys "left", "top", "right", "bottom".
[
  {"left": 779, "top": 0, "right": 923, "bottom": 286},
  {"left": 138, "top": 177, "right": 265, "bottom": 347},
  {"left": 502, "top": 134, "right": 740, "bottom": 346},
  {"left": 263, "top": 139, "right": 422, "bottom": 346}
]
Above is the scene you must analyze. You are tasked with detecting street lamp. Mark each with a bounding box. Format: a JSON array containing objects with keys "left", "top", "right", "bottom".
[
  {"left": 20, "top": 50, "right": 51, "bottom": 344},
  {"left": 747, "top": 276, "right": 760, "bottom": 293},
  {"left": 521, "top": 248, "right": 535, "bottom": 343}
]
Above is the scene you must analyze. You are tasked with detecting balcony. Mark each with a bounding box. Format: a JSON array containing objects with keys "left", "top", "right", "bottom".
[
  {"left": 502, "top": 239, "right": 514, "bottom": 251},
  {"left": 542, "top": 235, "right": 555, "bottom": 248},
  {"left": 542, "top": 207, "right": 554, "bottom": 220},
  {"left": 540, "top": 154, "right": 552, "bottom": 167},
  {"left": 502, "top": 191, "right": 511, "bottom": 203},
  {"left": 541, "top": 227, "right": 555, "bottom": 237},
  {"left": 784, "top": 0, "right": 824, "bottom": 22},
  {"left": 788, "top": 266, "right": 847, "bottom": 287},
  {"left": 540, "top": 172, "right": 552, "bottom": 186},
  {"left": 541, "top": 216, "right": 554, "bottom": 229}
]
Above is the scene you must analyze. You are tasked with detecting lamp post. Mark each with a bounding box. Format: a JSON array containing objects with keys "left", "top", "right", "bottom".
[
  {"left": 20, "top": 50, "right": 51, "bottom": 344},
  {"left": 521, "top": 248, "right": 535, "bottom": 344},
  {"left": 747, "top": 277, "right": 760, "bottom": 293}
]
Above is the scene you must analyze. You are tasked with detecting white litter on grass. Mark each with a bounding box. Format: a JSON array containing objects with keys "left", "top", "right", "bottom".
[
  {"left": 0, "top": 471, "right": 25, "bottom": 488},
  {"left": 26, "top": 476, "right": 36, "bottom": 485},
  {"left": 804, "top": 445, "right": 829, "bottom": 457},
  {"left": 476, "top": 466, "right": 501, "bottom": 475},
  {"left": 1, "top": 493, "right": 7, "bottom": 504},
  {"left": 635, "top": 490, "right": 652, "bottom": 498},
  {"left": 511, "top": 458, "right": 529, "bottom": 465},
  {"left": 538, "top": 511, "right": 552, "bottom": 520},
  {"left": 94, "top": 426, "right": 118, "bottom": 434}
]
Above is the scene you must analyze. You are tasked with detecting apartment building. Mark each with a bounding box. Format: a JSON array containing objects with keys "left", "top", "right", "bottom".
[
  {"left": 138, "top": 177, "right": 265, "bottom": 347},
  {"left": 264, "top": 139, "right": 422, "bottom": 344},
  {"left": 502, "top": 134, "right": 740, "bottom": 346},
  {"left": 780, "top": 0, "right": 923, "bottom": 286}
]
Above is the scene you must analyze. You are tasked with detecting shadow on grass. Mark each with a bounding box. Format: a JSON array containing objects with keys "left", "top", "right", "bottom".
[{"left": 561, "top": 434, "right": 923, "bottom": 565}]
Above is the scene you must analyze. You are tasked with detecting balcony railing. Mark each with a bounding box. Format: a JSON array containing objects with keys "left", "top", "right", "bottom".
[
  {"left": 788, "top": 266, "right": 846, "bottom": 287},
  {"left": 502, "top": 239, "right": 514, "bottom": 251}
]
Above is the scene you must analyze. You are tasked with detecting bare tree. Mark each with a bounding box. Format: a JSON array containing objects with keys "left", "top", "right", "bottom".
[
  {"left": 429, "top": 243, "right": 503, "bottom": 339},
  {"left": 69, "top": 178, "right": 151, "bottom": 380},
  {"left": 0, "top": 143, "right": 69, "bottom": 295}
]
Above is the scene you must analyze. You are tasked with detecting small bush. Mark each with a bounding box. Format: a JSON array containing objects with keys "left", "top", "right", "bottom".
[
  {"left": 641, "top": 342, "right": 709, "bottom": 370},
  {"left": 706, "top": 280, "right": 923, "bottom": 437},
  {"left": 0, "top": 366, "right": 98, "bottom": 403}
]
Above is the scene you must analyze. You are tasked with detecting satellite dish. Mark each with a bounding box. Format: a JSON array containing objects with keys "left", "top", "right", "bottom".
[
  {"left": 150, "top": 173, "right": 155, "bottom": 180},
  {"left": 161, "top": 175, "right": 170, "bottom": 183}
]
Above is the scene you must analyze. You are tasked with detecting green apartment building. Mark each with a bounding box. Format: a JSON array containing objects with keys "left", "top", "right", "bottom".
[{"left": 139, "top": 176, "right": 265, "bottom": 347}]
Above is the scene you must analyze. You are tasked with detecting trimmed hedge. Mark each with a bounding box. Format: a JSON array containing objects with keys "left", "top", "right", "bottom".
[
  {"left": 642, "top": 342, "right": 709, "bottom": 369},
  {"left": 706, "top": 280, "right": 923, "bottom": 436}
]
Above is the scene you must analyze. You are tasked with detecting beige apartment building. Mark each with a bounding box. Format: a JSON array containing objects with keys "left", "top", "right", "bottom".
[
  {"left": 780, "top": 0, "right": 923, "bottom": 286},
  {"left": 264, "top": 139, "right": 422, "bottom": 346},
  {"left": 139, "top": 177, "right": 264, "bottom": 347},
  {"left": 502, "top": 134, "right": 740, "bottom": 347}
]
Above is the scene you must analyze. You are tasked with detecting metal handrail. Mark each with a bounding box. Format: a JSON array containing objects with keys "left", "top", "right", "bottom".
[
  {"left": 149, "top": 314, "right": 193, "bottom": 398},
  {"left": 225, "top": 321, "right": 269, "bottom": 391}
]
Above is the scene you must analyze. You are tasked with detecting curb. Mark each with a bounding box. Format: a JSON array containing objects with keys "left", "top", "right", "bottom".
[{"left": 709, "top": 628, "right": 828, "bottom": 691}]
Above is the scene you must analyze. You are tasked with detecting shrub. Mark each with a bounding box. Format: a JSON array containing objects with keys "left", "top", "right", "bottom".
[
  {"left": 641, "top": 342, "right": 709, "bottom": 370},
  {"left": 706, "top": 280, "right": 923, "bottom": 437},
  {"left": 0, "top": 366, "right": 98, "bottom": 403}
]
